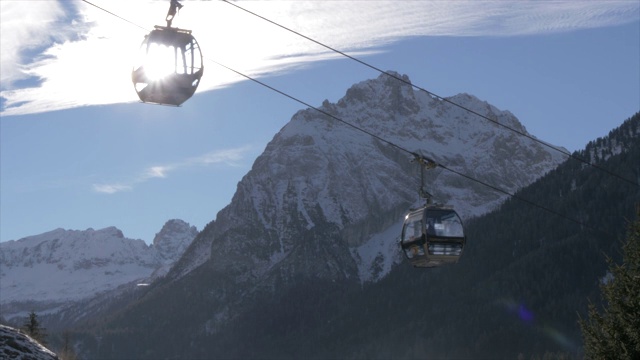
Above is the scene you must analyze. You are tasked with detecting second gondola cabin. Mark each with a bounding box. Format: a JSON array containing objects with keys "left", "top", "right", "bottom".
[{"left": 400, "top": 205, "right": 466, "bottom": 268}]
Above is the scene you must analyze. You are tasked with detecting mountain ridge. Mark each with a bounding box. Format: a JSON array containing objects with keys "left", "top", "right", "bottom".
[{"left": 0, "top": 219, "right": 198, "bottom": 327}]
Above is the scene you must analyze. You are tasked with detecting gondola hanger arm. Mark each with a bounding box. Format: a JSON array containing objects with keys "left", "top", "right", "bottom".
[
  {"left": 410, "top": 152, "right": 438, "bottom": 170},
  {"left": 166, "top": 0, "right": 183, "bottom": 27},
  {"left": 410, "top": 152, "right": 438, "bottom": 202}
]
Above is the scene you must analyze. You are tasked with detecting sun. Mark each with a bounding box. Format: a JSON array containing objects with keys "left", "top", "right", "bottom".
[{"left": 140, "top": 43, "right": 177, "bottom": 81}]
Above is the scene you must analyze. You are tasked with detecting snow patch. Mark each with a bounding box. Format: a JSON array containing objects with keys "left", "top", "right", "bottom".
[{"left": 352, "top": 219, "right": 405, "bottom": 283}]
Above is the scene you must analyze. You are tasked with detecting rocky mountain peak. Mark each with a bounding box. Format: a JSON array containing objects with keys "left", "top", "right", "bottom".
[
  {"left": 338, "top": 71, "right": 419, "bottom": 118},
  {"left": 152, "top": 219, "right": 199, "bottom": 263}
]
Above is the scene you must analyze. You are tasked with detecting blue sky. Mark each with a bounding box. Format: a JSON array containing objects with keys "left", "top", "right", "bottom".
[{"left": 1, "top": 1, "right": 639, "bottom": 243}]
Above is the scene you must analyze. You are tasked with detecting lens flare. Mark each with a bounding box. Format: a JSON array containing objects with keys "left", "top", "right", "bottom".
[
  {"left": 497, "top": 298, "right": 580, "bottom": 352},
  {"left": 518, "top": 304, "right": 534, "bottom": 323}
]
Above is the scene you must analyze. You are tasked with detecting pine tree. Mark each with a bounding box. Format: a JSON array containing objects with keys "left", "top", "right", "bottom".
[
  {"left": 22, "top": 310, "right": 48, "bottom": 346},
  {"left": 579, "top": 210, "right": 640, "bottom": 359}
]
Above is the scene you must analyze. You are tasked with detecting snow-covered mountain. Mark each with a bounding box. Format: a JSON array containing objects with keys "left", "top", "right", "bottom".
[
  {"left": 170, "top": 71, "right": 567, "bottom": 289},
  {"left": 0, "top": 219, "right": 197, "bottom": 324}
]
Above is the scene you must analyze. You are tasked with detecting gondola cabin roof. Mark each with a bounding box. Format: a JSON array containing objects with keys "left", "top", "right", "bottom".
[{"left": 146, "top": 26, "right": 194, "bottom": 48}]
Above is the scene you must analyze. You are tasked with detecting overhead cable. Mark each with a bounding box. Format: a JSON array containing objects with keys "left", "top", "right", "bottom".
[
  {"left": 220, "top": 0, "right": 639, "bottom": 188},
  {"left": 82, "top": 0, "right": 148, "bottom": 31},
  {"left": 79, "top": 0, "right": 606, "bottom": 234}
]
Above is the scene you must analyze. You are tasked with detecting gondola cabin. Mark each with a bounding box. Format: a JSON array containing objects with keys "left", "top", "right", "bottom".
[
  {"left": 132, "top": 26, "right": 203, "bottom": 106},
  {"left": 400, "top": 206, "right": 466, "bottom": 268}
]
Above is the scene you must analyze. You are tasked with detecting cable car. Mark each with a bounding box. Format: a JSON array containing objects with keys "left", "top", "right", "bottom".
[
  {"left": 400, "top": 205, "right": 466, "bottom": 268},
  {"left": 399, "top": 153, "right": 467, "bottom": 268},
  {"left": 132, "top": 0, "right": 203, "bottom": 106}
]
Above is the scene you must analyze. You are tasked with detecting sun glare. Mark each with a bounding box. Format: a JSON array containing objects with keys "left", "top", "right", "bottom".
[{"left": 143, "top": 43, "right": 176, "bottom": 81}]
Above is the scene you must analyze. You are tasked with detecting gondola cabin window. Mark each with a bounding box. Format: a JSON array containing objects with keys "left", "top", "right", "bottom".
[
  {"left": 401, "top": 212, "right": 425, "bottom": 259},
  {"left": 405, "top": 215, "right": 423, "bottom": 241},
  {"left": 426, "top": 210, "right": 464, "bottom": 238}
]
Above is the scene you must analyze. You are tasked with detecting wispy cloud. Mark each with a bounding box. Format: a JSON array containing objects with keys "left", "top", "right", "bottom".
[
  {"left": 2, "top": 1, "right": 638, "bottom": 116},
  {"left": 92, "top": 183, "right": 132, "bottom": 194},
  {"left": 144, "top": 166, "right": 171, "bottom": 180},
  {"left": 92, "top": 146, "right": 250, "bottom": 194},
  {"left": 0, "top": 1, "right": 66, "bottom": 88}
]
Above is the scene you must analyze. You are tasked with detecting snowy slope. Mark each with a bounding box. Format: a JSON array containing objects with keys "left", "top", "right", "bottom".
[{"left": 0, "top": 324, "right": 58, "bottom": 360}]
